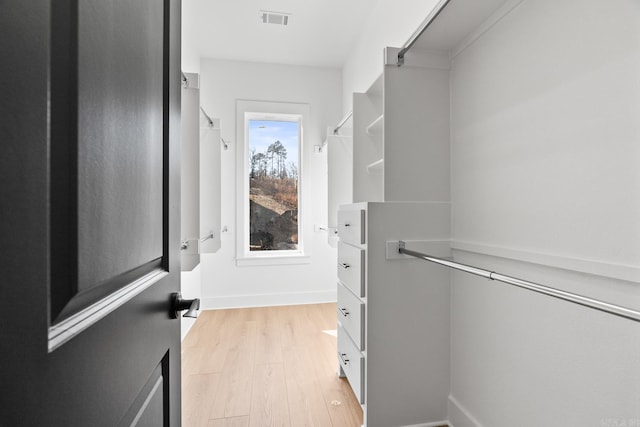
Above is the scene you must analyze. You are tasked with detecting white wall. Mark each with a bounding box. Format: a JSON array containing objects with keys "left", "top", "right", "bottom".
[
  {"left": 199, "top": 58, "right": 343, "bottom": 309},
  {"left": 448, "top": 0, "right": 640, "bottom": 425},
  {"left": 341, "top": 0, "right": 440, "bottom": 113},
  {"left": 181, "top": 0, "right": 200, "bottom": 73}
]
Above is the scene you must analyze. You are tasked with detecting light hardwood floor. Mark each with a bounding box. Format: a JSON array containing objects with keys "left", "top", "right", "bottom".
[{"left": 182, "top": 303, "right": 364, "bottom": 427}]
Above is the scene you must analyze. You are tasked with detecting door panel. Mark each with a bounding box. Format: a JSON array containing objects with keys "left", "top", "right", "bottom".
[
  {"left": 77, "top": 0, "right": 165, "bottom": 292},
  {"left": 118, "top": 354, "right": 168, "bottom": 427},
  {"left": 0, "top": 0, "right": 182, "bottom": 425},
  {"left": 52, "top": 0, "right": 167, "bottom": 324}
]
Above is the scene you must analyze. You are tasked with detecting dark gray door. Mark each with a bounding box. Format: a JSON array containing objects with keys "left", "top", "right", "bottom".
[{"left": 0, "top": 0, "right": 182, "bottom": 425}]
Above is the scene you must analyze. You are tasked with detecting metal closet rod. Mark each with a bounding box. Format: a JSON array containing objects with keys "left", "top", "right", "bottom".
[
  {"left": 199, "top": 106, "right": 228, "bottom": 150},
  {"left": 397, "top": 0, "right": 452, "bottom": 65},
  {"left": 333, "top": 111, "right": 353, "bottom": 135},
  {"left": 200, "top": 231, "right": 214, "bottom": 243},
  {"left": 180, "top": 232, "right": 215, "bottom": 251},
  {"left": 397, "top": 241, "right": 640, "bottom": 323},
  {"left": 200, "top": 106, "right": 214, "bottom": 127}
]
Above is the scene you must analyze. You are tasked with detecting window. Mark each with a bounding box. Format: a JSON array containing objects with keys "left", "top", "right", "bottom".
[
  {"left": 247, "top": 118, "right": 299, "bottom": 252},
  {"left": 236, "top": 100, "right": 309, "bottom": 265}
]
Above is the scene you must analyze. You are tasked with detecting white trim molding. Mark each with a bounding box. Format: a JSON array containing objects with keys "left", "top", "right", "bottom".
[
  {"left": 448, "top": 395, "right": 484, "bottom": 427},
  {"left": 48, "top": 269, "right": 168, "bottom": 352},
  {"left": 235, "top": 99, "right": 310, "bottom": 265},
  {"left": 451, "top": 240, "right": 640, "bottom": 283},
  {"left": 400, "top": 422, "right": 452, "bottom": 427},
  {"left": 236, "top": 254, "right": 311, "bottom": 267},
  {"left": 201, "top": 290, "right": 336, "bottom": 310}
]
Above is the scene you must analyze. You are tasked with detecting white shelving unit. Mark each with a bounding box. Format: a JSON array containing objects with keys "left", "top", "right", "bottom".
[
  {"left": 340, "top": 15, "right": 455, "bottom": 426},
  {"left": 199, "top": 118, "right": 222, "bottom": 254},
  {"left": 366, "top": 158, "right": 383, "bottom": 174},
  {"left": 365, "top": 114, "right": 383, "bottom": 135},
  {"left": 351, "top": 47, "right": 450, "bottom": 203},
  {"left": 180, "top": 72, "right": 222, "bottom": 269},
  {"left": 326, "top": 126, "right": 353, "bottom": 246},
  {"left": 353, "top": 75, "right": 384, "bottom": 202},
  {"left": 339, "top": 0, "right": 545, "bottom": 426},
  {"left": 337, "top": 202, "right": 451, "bottom": 427}
]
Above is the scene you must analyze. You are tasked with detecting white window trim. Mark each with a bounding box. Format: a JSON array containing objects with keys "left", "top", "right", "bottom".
[{"left": 235, "top": 100, "right": 311, "bottom": 266}]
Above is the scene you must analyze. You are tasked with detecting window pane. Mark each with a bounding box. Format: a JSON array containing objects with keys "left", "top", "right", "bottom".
[{"left": 248, "top": 119, "right": 299, "bottom": 251}]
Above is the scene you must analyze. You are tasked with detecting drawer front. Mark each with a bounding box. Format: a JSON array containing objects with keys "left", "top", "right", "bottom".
[
  {"left": 337, "top": 242, "right": 365, "bottom": 297},
  {"left": 337, "top": 282, "right": 365, "bottom": 350},
  {"left": 337, "top": 324, "right": 365, "bottom": 404},
  {"left": 337, "top": 209, "right": 365, "bottom": 245}
]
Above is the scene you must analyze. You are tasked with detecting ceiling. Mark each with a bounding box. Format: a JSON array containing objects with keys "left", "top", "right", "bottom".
[{"left": 182, "top": 0, "right": 379, "bottom": 68}]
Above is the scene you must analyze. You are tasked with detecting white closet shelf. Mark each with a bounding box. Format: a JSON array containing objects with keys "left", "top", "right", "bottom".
[
  {"left": 367, "top": 158, "right": 384, "bottom": 174},
  {"left": 366, "top": 114, "right": 384, "bottom": 135}
]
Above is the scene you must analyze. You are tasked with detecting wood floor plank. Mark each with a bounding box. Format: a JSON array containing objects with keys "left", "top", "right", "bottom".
[
  {"left": 182, "top": 373, "right": 221, "bottom": 427},
  {"left": 198, "top": 342, "right": 229, "bottom": 374},
  {"left": 183, "top": 303, "right": 364, "bottom": 427},
  {"left": 207, "top": 416, "right": 250, "bottom": 427},
  {"left": 279, "top": 305, "right": 308, "bottom": 348},
  {"left": 254, "top": 306, "right": 284, "bottom": 365},
  {"left": 249, "top": 363, "right": 290, "bottom": 427},
  {"left": 183, "top": 310, "right": 220, "bottom": 348},
  {"left": 304, "top": 335, "right": 363, "bottom": 427},
  {"left": 182, "top": 344, "right": 229, "bottom": 375},
  {"left": 208, "top": 320, "right": 257, "bottom": 419},
  {"left": 282, "top": 346, "right": 333, "bottom": 427},
  {"left": 182, "top": 346, "right": 206, "bottom": 376}
]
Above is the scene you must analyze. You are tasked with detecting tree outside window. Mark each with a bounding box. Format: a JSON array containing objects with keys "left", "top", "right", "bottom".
[{"left": 247, "top": 119, "right": 299, "bottom": 252}]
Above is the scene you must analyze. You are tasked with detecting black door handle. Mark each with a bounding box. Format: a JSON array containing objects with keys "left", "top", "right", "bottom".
[{"left": 170, "top": 292, "right": 200, "bottom": 319}]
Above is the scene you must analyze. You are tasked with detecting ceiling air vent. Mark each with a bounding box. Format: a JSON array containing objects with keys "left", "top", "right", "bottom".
[{"left": 260, "top": 10, "right": 290, "bottom": 26}]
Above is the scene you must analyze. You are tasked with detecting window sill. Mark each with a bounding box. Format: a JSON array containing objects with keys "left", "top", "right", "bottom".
[{"left": 236, "top": 254, "right": 311, "bottom": 267}]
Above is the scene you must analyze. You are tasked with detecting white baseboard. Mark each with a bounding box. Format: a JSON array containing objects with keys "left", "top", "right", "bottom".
[
  {"left": 200, "top": 290, "right": 337, "bottom": 310},
  {"left": 448, "top": 395, "right": 483, "bottom": 427},
  {"left": 400, "top": 421, "right": 450, "bottom": 427}
]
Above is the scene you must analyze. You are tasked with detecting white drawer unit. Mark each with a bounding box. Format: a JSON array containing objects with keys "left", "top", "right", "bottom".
[
  {"left": 337, "top": 324, "right": 365, "bottom": 404},
  {"left": 336, "top": 202, "right": 451, "bottom": 427},
  {"left": 337, "top": 241, "right": 365, "bottom": 297},
  {"left": 337, "top": 281, "right": 365, "bottom": 350},
  {"left": 337, "top": 208, "right": 365, "bottom": 245}
]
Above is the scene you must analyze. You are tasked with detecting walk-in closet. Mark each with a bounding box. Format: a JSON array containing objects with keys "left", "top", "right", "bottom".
[{"left": 179, "top": 0, "right": 640, "bottom": 426}]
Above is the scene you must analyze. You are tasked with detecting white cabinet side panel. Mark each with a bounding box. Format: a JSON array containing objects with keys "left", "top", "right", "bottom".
[
  {"left": 365, "top": 202, "right": 451, "bottom": 427},
  {"left": 327, "top": 134, "right": 354, "bottom": 229},
  {"left": 384, "top": 65, "right": 451, "bottom": 203},
  {"left": 181, "top": 87, "right": 201, "bottom": 270},
  {"left": 353, "top": 93, "right": 384, "bottom": 202},
  {"left": 200, "top": 125, "right": 221, "bottom": 253}
]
